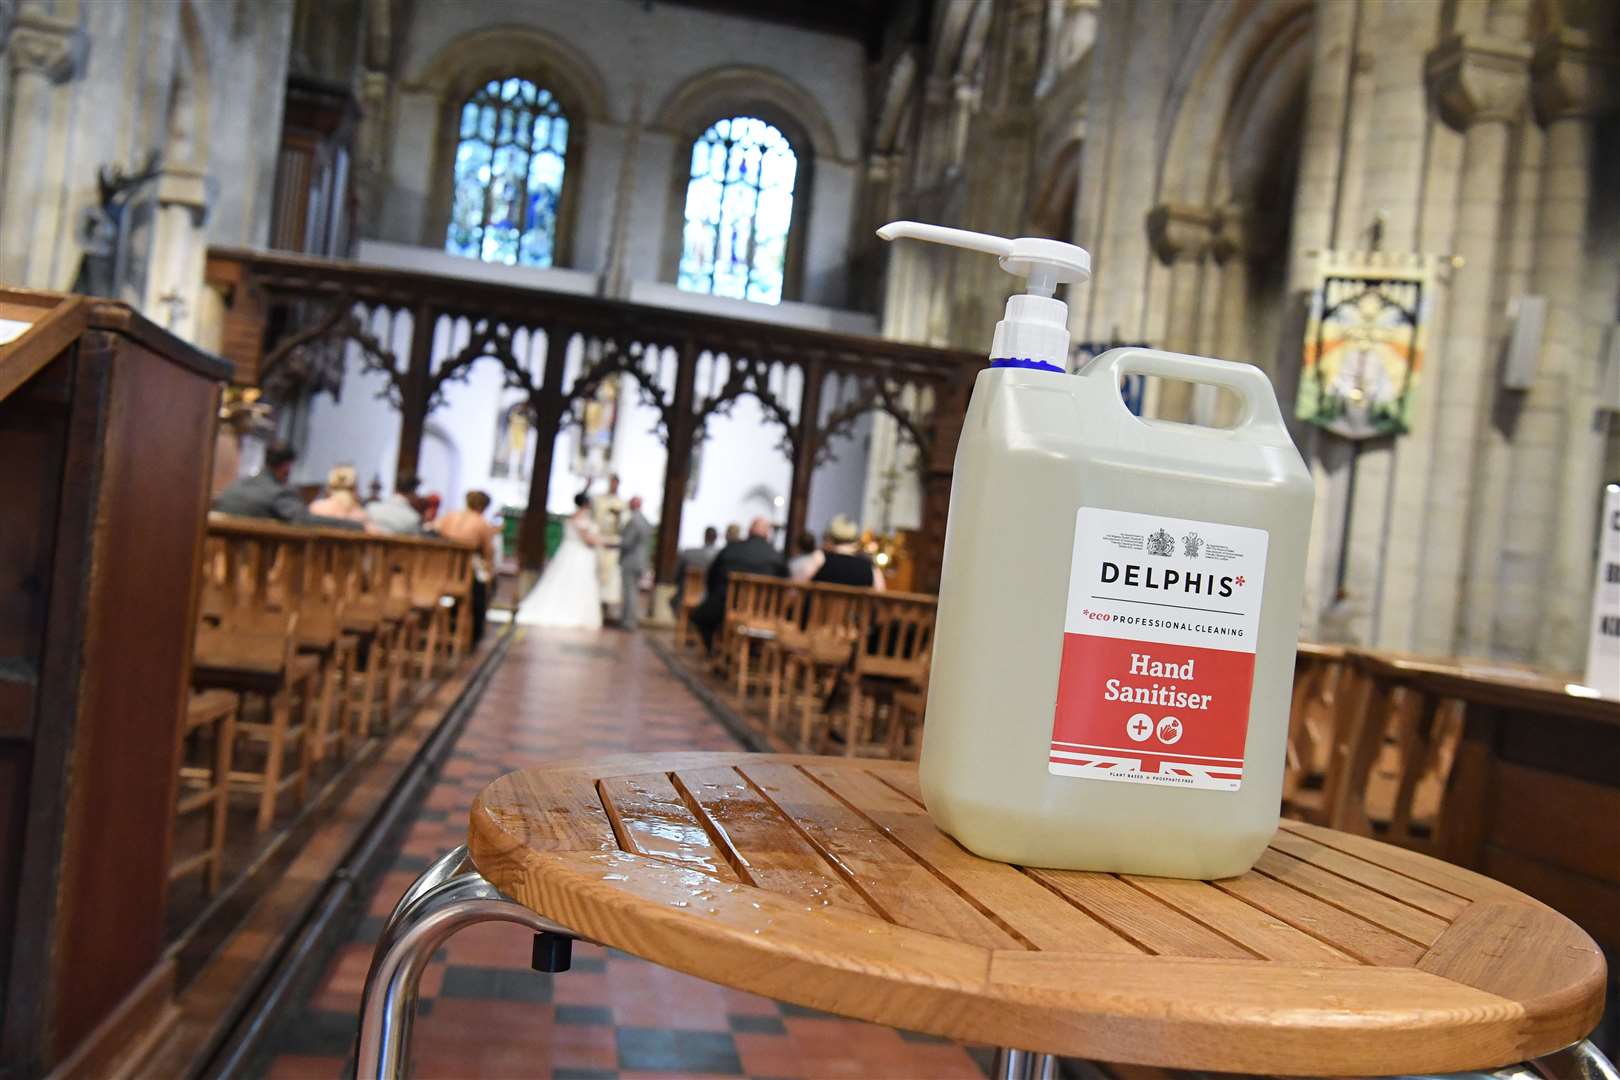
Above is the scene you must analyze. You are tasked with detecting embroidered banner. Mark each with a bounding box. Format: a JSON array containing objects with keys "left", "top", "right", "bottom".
[{"left": 1297, "top": 252, "right": 1431, "bottom": 439}]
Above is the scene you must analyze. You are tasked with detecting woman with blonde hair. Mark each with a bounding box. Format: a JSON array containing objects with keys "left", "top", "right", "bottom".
[{"left": 308, "top": 464, "right": 371, "bottom": 525}]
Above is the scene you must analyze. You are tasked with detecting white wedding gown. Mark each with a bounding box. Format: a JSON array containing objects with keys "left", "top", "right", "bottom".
[{"left": 515, "top": 514, "right": 603, "bottom": 629}]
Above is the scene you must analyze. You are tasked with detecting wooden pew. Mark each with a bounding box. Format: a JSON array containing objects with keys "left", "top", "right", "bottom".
[{"left": 1311, "top": 649, "right": 1620, "bottom": 964}]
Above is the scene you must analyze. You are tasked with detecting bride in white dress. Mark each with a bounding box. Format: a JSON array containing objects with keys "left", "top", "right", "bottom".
[{"left": 515, "top": 494, "right": 603, "bottom": 629}]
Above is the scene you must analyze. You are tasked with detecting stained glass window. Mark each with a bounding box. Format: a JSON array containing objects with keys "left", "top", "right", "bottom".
[
  {"left": 677, "top": 116, "right": 798, "bottom": 305},
  {"left": 445, "top": 77, "right": 569, "bottom": 267}
]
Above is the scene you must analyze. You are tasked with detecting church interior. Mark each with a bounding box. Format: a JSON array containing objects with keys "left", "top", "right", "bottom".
[{"left": 2, "top": 0, "right": 1620, "bottom": 1077}]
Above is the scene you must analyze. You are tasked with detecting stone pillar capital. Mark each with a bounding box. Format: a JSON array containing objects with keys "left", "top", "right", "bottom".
[
  {"left": 1147, "top": 203, "right": 1220, "bottom": 264},
  {"left": 1532, "top": 30, "right": 1619, "bottom": 125},
  {"left": 5, "top": 9, "right": 84, "bottom": 84},
  {"left": 1425, "top": 33, "right": 1532, "bottom": 130}
]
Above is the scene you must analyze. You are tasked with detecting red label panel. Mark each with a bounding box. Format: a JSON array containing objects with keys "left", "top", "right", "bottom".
[{"left": 1049, "top": 633, "right": 1256, "bottom": 790}]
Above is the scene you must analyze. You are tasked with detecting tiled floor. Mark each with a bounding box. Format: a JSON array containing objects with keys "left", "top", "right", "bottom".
[{"left": 258, "top": 629, "right": 993, "bottom": 1079}]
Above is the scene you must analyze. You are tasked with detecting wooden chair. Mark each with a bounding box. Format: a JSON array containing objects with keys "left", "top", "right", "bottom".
[
  {"left": 775, "top": 584, "right": 865, "bottom": 752},
  {"left": 171, "top": 689, "right": 238, "bottom": 894},
  {"left": 378, "top": 539, "right": 422, "bottom": 724},
  {"left": 263, "top": 527, "right": 356, "bottom": 764},
  {"left": 407, "top": 543, "right": 460, "bottom": 682},
  {"left": 837, "top": 591, "right": 936, "bottom": 757},
  {"left": 313, "top": 531, "right": 383, "bottom": 743},
  {"left": 1282, "top": 642, "right": 1350, "bottom": 823},
  {"left": 730, "top": 575, "right": 789, "bottom": 699},
  {"left": 193, "top": 602, "right": 316, "bottom": 833},
  {"left": 675, "top": 564, "right": 705, "bottom": 649},
  {"left": 887, "top": 659, "right": 930, "bottom": 761},
  {"left": 1327, "top": 650, "right": 1470, "bottom": 858}
]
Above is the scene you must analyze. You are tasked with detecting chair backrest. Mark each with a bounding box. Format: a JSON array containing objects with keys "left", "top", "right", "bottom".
[
  {"left": 681, "top": 564, "right": 704, "bottom": 609},
  {"left": 1327, "top": 651, "right": 1468, "bottom": 857},
  {"left": 799, "top": 584, "right": 865, "bottom": 662},
  {"left": 853, "top": 591, "right": 937, "bottom": 682},
  {"left": 1283, "top": 643, "right": 1349, "bottom": 819}
]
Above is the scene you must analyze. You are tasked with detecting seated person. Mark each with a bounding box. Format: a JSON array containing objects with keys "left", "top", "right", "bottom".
[
  {"left": 436, "top": 490, "right": 500, "bottom": 645},
  {"left": 307, "top": 464, "right": 371, "bottom": 525},
  {"left": 788, "top": 530, "right": 822, "bottom": 582},
  {"left": 367, "top": 474, "right": 424, "bottom": 534},
  {"left": 813, "top": 514, "right": 884, "bottom": 590},
  {"left": 213, "top": 442, "right": 312, "bottom": 523},
  {"left": 674, "top": 525, "right": 721, "bottom": 613},
  {"left": 691, "top": 516, "right": 787, "bottom": 650}
]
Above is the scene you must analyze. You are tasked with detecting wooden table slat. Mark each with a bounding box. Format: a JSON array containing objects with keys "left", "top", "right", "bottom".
[
  {"left": 799, "top": 763, "right": 1141, "bottom": 954},
  {"left": 1212, "top": 872, "right": 1428, "bottom": 966},
  {"left": 1252, "top": 849, "right": 1451, "bottom": 945},
  {"left": 1119, "top": 875, "right": 1356, "bottom": 964},
  {"left": 597, "top": 773, "right": 742, "bottom": 881},
  {"left": 1266, "top": 828, "right": 1470, "bottom": 919},
  {"left": 672, "top": 766, "right": 872, "bottom": 915}
]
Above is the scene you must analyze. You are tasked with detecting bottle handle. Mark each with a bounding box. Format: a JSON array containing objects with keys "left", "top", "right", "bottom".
[{"left": 1092, "top": 347, "right": 1290, "bottom": 437}]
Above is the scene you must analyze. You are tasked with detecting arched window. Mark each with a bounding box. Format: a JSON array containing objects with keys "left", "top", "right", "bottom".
[
  {"left": 677, "top": 116, "right": 798, "bottom": 305},
  {"left": 445, "top": 77, "right": 569, "bottom": 267}
]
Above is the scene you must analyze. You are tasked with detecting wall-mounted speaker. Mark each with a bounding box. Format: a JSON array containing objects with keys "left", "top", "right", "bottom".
[
  {"left": 1501, "top": 295, "right": 1546, "bottom": 391},
  {"left": 1601, "top": 324, "right": 1620, "bottom": 414}
]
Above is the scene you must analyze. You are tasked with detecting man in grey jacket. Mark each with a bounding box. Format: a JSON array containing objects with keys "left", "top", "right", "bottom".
[
  {"left": 618, "top": 496, "right": 653, "bottom": 629},
  {"left": 213, "top": 442, "right": 311, "bottom": 522}
]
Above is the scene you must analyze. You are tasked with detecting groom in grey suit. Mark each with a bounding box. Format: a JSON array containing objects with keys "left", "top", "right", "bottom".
[{"left": 618, "top": 496, "right": 653, "bottom": 629}]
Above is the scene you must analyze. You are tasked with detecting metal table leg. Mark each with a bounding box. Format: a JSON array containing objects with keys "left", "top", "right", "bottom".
[
  {"left": 994, "top": 1047, "right": 1057, "bottom": 1080},
  {"left": 353, "top": 844, "right": 580, "bottom": 1080},
  {"left": 358, "top": 850, "right": 1615, "bottom": 1080}
]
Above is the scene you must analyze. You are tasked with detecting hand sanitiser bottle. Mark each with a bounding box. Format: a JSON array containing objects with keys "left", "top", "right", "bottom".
[{"left": 878, "top": 221, "right": 1313, "bottom": 879}]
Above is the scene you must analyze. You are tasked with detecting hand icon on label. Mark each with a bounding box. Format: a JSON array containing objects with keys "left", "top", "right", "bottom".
[{"left": 1156, "top": 716, "right": 1183, "bottom": 745}]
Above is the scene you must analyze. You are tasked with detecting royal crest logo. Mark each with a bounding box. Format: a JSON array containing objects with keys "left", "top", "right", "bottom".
[
  {"left": 1182, "top": 532, "right": 1203, "bottom": 558},
  {"left": 1147, "top": 528, "right": 1175, "bottom": 557}
]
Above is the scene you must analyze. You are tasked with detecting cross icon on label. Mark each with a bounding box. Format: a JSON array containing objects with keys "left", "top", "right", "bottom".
[{"left": 1126, "top": 712, "right": 1154, "bottom": 742}]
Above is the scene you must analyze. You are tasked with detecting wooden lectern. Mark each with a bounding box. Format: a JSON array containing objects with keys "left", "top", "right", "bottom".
[{"left": 0, "top": 290, "right": 229, "bottom": 1075}]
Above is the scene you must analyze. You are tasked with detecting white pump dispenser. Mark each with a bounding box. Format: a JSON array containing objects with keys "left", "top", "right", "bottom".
[
  {"left": 878, "top": 220, "right": 1314, "bottom": 879},
  {"left": 876, "top": 221, "right": 1090, "bottom": 369}
]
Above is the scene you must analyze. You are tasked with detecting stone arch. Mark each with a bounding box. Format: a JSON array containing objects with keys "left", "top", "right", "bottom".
[
  {"left": 652, "top": 66, "right": 836, "bottom": 303},
  {"left": 1156, "top": 0, "right": 1313, "bottom": 212},
  {"left": 408, "top": 25, "right": 612, "bottom": 264},
  {"left": 651, "top": 65, "right": 843, "bottom": 162},
  {"left": 1138, "top": 0, "right": 1313, "bottom": 423}
]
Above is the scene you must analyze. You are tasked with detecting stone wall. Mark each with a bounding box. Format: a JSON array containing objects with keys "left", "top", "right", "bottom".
[
  {"left": 0, "top": 0, "right": 293, "bottom": 336},
  {"left": 871, "top": 0, "right": 1619, "bottom": 670}
]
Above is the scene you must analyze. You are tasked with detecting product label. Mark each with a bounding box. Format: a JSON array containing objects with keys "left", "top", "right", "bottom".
[{"left": 1050, "top": 507, "right": 1269, "bottom": 791}]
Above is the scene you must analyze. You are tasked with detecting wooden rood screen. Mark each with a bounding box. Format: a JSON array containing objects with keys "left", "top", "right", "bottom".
[{"left": 205, "top": 247, "right": 981, "bottom": 591}]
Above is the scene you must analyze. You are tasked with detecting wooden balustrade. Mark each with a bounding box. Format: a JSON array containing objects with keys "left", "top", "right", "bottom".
[{"left": 204, "top": 247, "right": 981, "bottom": 591}]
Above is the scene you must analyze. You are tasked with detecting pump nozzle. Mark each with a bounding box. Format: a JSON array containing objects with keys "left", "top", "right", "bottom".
[
  {"left": 878, "top": 220, "right": 1091, "bottom": 371},
  {"left": 876, "top": 221, "right": 1089, "bottom": 298}
]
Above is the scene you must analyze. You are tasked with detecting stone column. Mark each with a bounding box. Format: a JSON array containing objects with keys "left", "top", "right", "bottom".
[
  {"left": 1146, "top": 202, "right": 1218, "bottom": 421},
  {"left": 1412, "top": 32, "right": 1531, "bottom": 654},
  {"left": 1529, "top": 30, "right": 1617, "bottom": 667},
  {"left": 143, "top": 165, "right": 210, "bottom": 340},
  {"left": 0, "top": 4, "right": 85, "bottom": 286}
]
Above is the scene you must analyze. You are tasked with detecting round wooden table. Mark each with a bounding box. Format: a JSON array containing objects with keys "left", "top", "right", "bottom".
[{"left": 356, "top": 752, "right": 1611, "bottom": 1079}]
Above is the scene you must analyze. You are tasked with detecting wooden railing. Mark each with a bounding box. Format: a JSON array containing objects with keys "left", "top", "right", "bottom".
[{"left": 205, "top": 247, "right": 982, "bottom": 591}]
